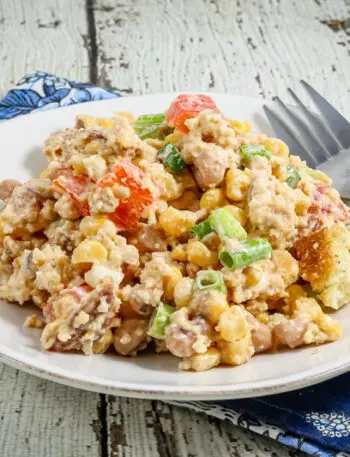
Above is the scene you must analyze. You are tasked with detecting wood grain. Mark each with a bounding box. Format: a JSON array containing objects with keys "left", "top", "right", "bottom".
[
  {"left": 0, "top": 0, "right": 89, "bottom": 97},
  {"left": 1, "top": 0, "right": 350, "bottom": 456},
  {"left": 93, "top": 0, "right": 350, "bottom": 115},
  {"left": 0, "top": 363, "right": 102, "bottom": 457},
  {"left": 106, "top": 398, "right": 305, "bottom": 457}
]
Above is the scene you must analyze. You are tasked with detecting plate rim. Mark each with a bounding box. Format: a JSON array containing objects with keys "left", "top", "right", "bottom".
[
  {"left": 0, "top": 343, "right": 349, "bottom": 400},
  {"left": 0, "top": 91, "right": 349, "bottom": 400}
]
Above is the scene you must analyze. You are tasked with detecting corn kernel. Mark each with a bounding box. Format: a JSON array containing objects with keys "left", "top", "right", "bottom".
[
  {"left": 294, "top": 189, "right": 311, "bottom": 216},
  {"left": 164, "top": 267, "right": 183, "bottom": 301},
  {"left": 189, "top": 289, "right": 228, "bottom": 325},
  {"left": 216, "top": 306, "right": 249, "bottom": 342},
  {"left": 205, "top": 293, "right": 229, "bottom": 325},
  {"left": 174, "top": 277, "right": 194, "bottom": 308},
  {"left": 161, "top": 173, "right": 183, "bottom": 201},
  {"left": 326, "top": 187, "right": 340, "bottom": 202},
  {"left": 200, "top": 188, "right": 226, "bottom": 211},
  {"left": 218, "top": 335, "right": 254, "bottom": 366},
  {"left": 179, "top": 168, "right": 197, "bottom": 189},
  {"left": 171, "top": 244, "right": 188, "bottom": 262},
  {"left": 85, "top": 141, "right": 101, "bottom": 155},
  {"left": 264, "top": 138, "right": 289, "bottom": 158},
  {"left": 80, "top": 216, "right": 116, "bottom": 237},
  {"left": 245, "top": 266, "right": 262, "bottom": 287},
  {"left": 256, "top": 312, "right": 269, "bottom": 325},
  {"left": 229, "top": 120, "right": 252, "bottom": 135},
  {"left": 225, "top": 168, "right": 250, "bottom": 202},
  {"left": 144, "top": 138, "right": 165, "bottom": 150},
  {"left": 70, "top": 156, "right": 86, "bottom": 174},
  {"left": 272, "top": 250, "right": 299, "bottom": 283},
  {"left": 318, "top": 314, "right": 342, "bottom": 341},
  {"left": 187, "top": 241, "right": 218, "bottom": 267},
  {"left": 272, "top": 163, "right": 289, "bottom": 181},
  {"left": 170, "top": 191, "right": 198, "bottom": 210},
  {"left": 93, "top": 329, "right": 113, "bottom": 354},
  {"left": 72, "top": 239, "right": 108, "bottom": 264},
  {"left": 224, "top": 205, "right": 248, "bottom": 226},
  {"left": 165, "top": 131, "right": 183, "bottom": 146},
  {"left": 23, "top": 315, "right": 43, "bottom": 329},
  {"left": 293, "top": 297, "right": 323, "bottom": 321},
  {"left": 182, "top": 347, "right": 221, "bottom": 371},
  {"left": 159, "top": 207, "right": 197, "bottom": 237},
  {"left": 82, "top": 155, "right": 107, "bottom": 180},
  {"left": 284, "top": 285, "right": 307, "bottom": 314}
]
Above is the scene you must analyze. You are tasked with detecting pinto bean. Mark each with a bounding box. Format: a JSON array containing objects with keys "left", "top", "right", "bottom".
[
  {"left": 165, "top": 313, "right": 210, "bottom": 358},
  {"left": 246, "top": 313, "right": 273, "bottom": 353},
  {"left": 129, "top": 296, "right": 153, "bottom": 316},
  {"left": 192, "top": 145, "right": 228, "bottom": 188},
  {"left": 272, "top": 317, "right": 310, "bottom": 349},
  {"left": 113, "top": 318, "right": 148, "bottom": 355},
  {"left": 165, "top": 327, "right": 197, "bottom": 358},
  {"left": 119, "top": 301, "right": 140, "bottom": 319},
  {"left": 130, "top": 224, "right": 167, "bottom": 253}
]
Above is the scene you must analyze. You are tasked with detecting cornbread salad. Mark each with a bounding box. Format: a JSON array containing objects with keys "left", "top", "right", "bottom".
[{"left": 0, "top": 94, "right": 349, "bottom": 372}]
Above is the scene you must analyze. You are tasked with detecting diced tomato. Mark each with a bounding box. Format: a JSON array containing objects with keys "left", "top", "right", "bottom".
[
  {"left": 52, "top": 168, "right": 91, "bottom": 216},
  {"left": 98, "top": 159, "right": 154, "bottom": 230},
  {"left": 166, "top": 94, "right": 218, "bottom": 133}
]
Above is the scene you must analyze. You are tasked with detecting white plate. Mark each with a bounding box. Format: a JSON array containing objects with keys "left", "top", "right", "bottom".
[{"left": 0, "top": 93, "right": 349, "bottom": 400}]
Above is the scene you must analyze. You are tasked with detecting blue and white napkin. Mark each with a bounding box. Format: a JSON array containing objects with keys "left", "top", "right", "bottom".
[{"left": 0, "top": 72, "right": 349, "bottom": 457}]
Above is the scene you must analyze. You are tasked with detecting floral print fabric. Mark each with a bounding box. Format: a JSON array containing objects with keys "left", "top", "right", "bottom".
[{"left": 0, "top": 71, "right": 119, "bottom": 119}]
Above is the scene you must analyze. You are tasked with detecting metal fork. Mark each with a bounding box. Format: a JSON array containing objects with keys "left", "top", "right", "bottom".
[{"left": 263, "top": 81, "right": 350, "bottom": 198}]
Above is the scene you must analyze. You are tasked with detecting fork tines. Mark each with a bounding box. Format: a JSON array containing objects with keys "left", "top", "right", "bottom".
[{"left": 263, "top": 80, "right": 350, "bottom": 168}]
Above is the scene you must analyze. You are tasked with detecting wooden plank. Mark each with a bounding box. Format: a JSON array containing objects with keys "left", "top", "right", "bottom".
[
  {"left": 0, "top": 363, "right": 102, "bottom": 457},
  {"left": 93, "top": 0, "right": 350, "bottom": 115},
  {"left": 0, "top": 0, "right": 90, "bottom": 97},
  {"left": 106, "top": 398, "right": 305, "bottom": 457}
]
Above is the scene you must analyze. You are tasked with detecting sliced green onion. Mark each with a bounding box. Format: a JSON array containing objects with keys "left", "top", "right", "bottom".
[
  {"left": 208, "top": 207, "right": 247, "bottom": 241},
  {"left": 191, "top": 220, "right": 213, "bottom": 239},
  {"left": 240, "top": 144, "right": 271, "bottom": 161},
  {"left": 134, "top": 113, "right": 166, "bottom": 140},
  {"left": 220, "top": 238, "right": 272, "bottom": 270},
  {"left": 158, "top": 143, "right": 186, "bottom": 173},
  {"left": 286, "top": 165, "right": 301, "bottom": 188},
  {"left": 148, "top": 303, "right": 175, "bottom": 340},
  {"left": 195, "top": 270, "right": 227, "bottom": 294}
]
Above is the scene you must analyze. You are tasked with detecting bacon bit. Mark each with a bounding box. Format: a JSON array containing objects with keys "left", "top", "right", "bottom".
[
  {"left": 305, "top": 183, "right": 349, "bottom": 233},
  {"left": 267, "top": 299, "right": 285, "bottom": 310},
  {"left": 73, "top": 284, "right": 93, "bottom": 296},
  {"left": 43, "top": 284, "right": 92, "bottom": 323}
]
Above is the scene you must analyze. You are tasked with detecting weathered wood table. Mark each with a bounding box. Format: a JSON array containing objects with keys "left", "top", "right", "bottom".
[{"left": 0, "top": 1, "right": 349, "bottom": 455}]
